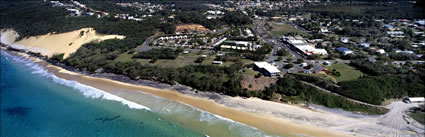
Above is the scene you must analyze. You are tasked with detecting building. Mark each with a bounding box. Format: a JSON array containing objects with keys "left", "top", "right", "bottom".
[
  {"left": 383, "top": 24, "right": 394, "bottom": 31},
  {"left": 395, "top": 50, "right": 414, "bottom": 54},
  {"left": 376, "top": 49, "right": 386, "bottom": 54},
  {"left": 387, "top": 31, "right": 405, "bottom": 38},
  {"left": 403, "top": 97, "right": 425, "bottom": 104},
  {"left": 282, "top": 36, "right": 328, "bottom": 56},
  {"left": 336, "top": 47, "right": 353, "bottom": 55},
  {"left": 212, "top": 61, "right": 223, "bottom": 65},
  {"left": 340, "top": 37, "right": 349, "bottom": 43},
  {"left": 359, "top": 43, "right": 370, "bottom": 48},
  {"left": 254, "top": 62, "right": 281, "bottom": 76}
]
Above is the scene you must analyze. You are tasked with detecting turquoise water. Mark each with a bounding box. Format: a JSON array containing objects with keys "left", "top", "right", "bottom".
[
  {"left": 0, "top": 50, "right": 276, "bottom": 137},
  {"left": 0, "top": 51, "right": 204, "bottom": 137}
]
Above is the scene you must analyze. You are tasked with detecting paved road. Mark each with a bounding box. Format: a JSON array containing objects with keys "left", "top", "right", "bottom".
[{"left": 136, "top": 35, "right": 156, "bottom": 52}]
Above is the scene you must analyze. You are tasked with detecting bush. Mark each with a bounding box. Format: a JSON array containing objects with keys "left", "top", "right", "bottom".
[
  {"left": 133, "top": 48, "right": 179, "bottom": 59},
  {"left": 284, "top": 63, "right": 294, "bottom": 69},
  {"left": 195, "top": 57, "right": 205, "bottom": 63},
  {"left": 50, "top": 53, "right": 65, "bottom": 62},
  {"left": 297, "top": 58, "right": 304, "bottom": 63}
]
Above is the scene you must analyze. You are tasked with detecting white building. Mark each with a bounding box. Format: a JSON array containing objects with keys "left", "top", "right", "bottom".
[
  {"left": 245, "top": 28, "right": 254, "bottom": 37},
  {"left": 285, "top": 37, "right": 328, "bottom": 56},
  {"left": 340, "top": 37, "right": 349, "bottom": 43},
  {"left": 376, "top": 49, "right": 386, "bottom": 54},
  {"left": 403, "top": 97, "right": 425, "bottom": 104},
  {"left": 254, "top": 62, "right": 281, "bottom": 76}
]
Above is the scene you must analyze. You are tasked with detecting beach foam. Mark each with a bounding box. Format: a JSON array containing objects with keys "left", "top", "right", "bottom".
[{"left": 2, "top": 50, "right": 150, "bottom": 111}]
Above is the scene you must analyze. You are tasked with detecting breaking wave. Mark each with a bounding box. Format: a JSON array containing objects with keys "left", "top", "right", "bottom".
[
  {"left": 148, "top": 93, "right": 272, "bottom": 137},
  {"left": 1, "top": 50, "right": 151, "bottom": 111}
]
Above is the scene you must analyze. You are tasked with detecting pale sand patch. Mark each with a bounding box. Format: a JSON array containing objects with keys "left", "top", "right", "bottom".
[
  {"left": 0, "top": 29, "right": 20, "bottom": 45},
  {"left": 3, "top": 28, "right": 124, "bottom": 58}
]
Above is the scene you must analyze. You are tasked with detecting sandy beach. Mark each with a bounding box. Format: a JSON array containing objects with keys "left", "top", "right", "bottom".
[
  {"left": 43, "top": 62, "right": 352, "bottom": 137},
  {"left": 1, "top": 28, "right": 424, "bottom": 137},
  {"left": 1, "top": 28, "right": 124, "bottom": 58},
  {"left": 41, "top": 59, "right": 425, "bottom": 137}
]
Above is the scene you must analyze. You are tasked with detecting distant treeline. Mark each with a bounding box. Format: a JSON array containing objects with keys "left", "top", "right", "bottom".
[
  {"left": 299, "top": 2, "right": 425, "bottom": 20},
  {"left": 133, "top": 48, "right": 180, "bottom": 59}
]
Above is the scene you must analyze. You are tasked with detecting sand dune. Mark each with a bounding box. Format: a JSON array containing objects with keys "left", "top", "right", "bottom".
[{"left": 1, "top": 28, "right": 124, "bottom": 58}]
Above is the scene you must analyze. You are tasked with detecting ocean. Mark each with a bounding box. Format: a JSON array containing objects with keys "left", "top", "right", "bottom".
[{"left": 0, "top": 50, "right": 276, "bottom": 137}]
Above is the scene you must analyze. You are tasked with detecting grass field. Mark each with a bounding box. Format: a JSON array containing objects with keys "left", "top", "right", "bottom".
[
  {"left": 114, "top": 51, "right": 253, "bottom": 68},
  {"left": 409, "top": 112, "right": 425, "bottom": 125},
  {"left": 270, "top": 22, "right": 308, "bottom": 36},
  {"left": 325, "top": 63, "right": 364, "bottom": 82}
]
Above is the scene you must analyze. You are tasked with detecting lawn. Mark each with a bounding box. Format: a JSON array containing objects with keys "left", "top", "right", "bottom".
[
  {"left": 325, "top": 63, "right": 364, "bottom": 82},
  {"left": 270, "top": 22, "right": 308, "bottom": 36},
  {"left": 242, "top": 68, "right": 259, "bottom": 76},
  {"left": 409, "top": 112, "right": 425, "bottom": 125},
  {"left": 114, "top": 51, "right": 253, "bottom": 68}
]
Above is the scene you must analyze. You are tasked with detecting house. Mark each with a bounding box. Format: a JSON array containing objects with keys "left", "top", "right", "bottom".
[
  {"left": 340, "top": 37, "right": 349, "bottom": 43},
  {"left": 320, "top": 27, "right": 329, "bottom": 33},
  {"left": 336, "top": 47, "right": 353, "bottom": 55},
  {"left": 359, "top": 43, "right": 370, "bottom": 48},
  {"left": 395, "top": 50, "right": 414, "bottom": 54},
  {"left": 253, "top": 62, "right": 281, "bottom": 76},
  {"left": 415, "top": 20, "right": 425, "bottom": 26},
  {"left": 383, "top": 24, "right": 394, "bottom": 31},
  {"left": 212, "top": 61, "right": 223, "bottom": 65},
  {"left": 387, "top": 31, "right": 405, "bottom": 38},
  {"left": 245, "top": 29, "right": 254, "bottom": 37},
  {"left": 376, "top": 49, "right": 386, "bottom": 54}
]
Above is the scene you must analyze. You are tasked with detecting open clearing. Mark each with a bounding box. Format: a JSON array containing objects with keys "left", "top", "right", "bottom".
[
  {"left": 270, "top": 22, "right": 307, "bottom": 36},
  {"left": 114, "top": 51, "right": 253, "bottom": 68},
  {"left": 325, "top": 63, "right": 364, "bottom": 82}
]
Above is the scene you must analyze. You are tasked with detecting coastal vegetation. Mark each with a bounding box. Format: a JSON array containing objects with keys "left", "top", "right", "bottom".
[{"left": 263, "top": 75, "right": 387, "bottom": 114}]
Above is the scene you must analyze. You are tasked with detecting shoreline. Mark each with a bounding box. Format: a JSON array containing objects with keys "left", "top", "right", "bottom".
[
  {"left": 2, "top": 43, "right": 424, "bottom": 137},
  {"left": 1, "top": 48, "right": 354, "bottom": 137}
]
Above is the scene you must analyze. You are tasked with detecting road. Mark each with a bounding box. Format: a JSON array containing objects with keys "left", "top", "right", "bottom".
[{"left": 136, "top": 35, "right": 156, "bottom": 52}]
